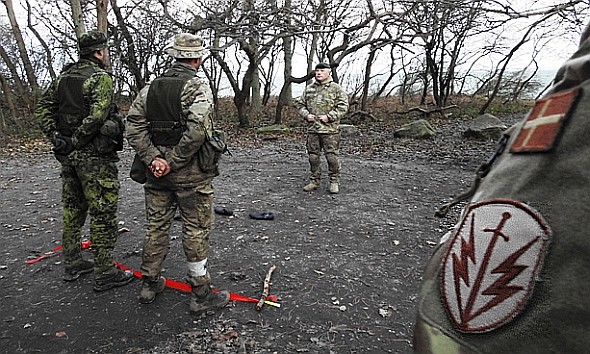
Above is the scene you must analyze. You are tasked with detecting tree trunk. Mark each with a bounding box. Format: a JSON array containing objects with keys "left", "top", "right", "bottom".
[
  {"left": 0, "top": 73, "right": 18, "bottom": 129},
  {"left": 24, "top": 0, "right": 56, "bottom": 80},
  {"left": 110, "top": 0, "right": 144, "bottom": 90},
  {"left": 251, "top": 65, "right": 261, "bottom": 112},
  {"left": 281, "top": 0, "right": 293, "bottom": 101},
  {"left": 69, "top": 0, "right": 86, "bottom": 38},
  {"left": 97, "top": 0, "right": 108, "bottom": 33},
  {"left": 274, "top": 71, "right": 314, "bottom": 124},
  {"left": 0, "top": 45, "right": 29, "bottom": 103},
  {"left": 2, "top": 0, "right": 38, "bottom": 103},
  {"left": 237, "top": 68, "right": 255, "bottom": 127},
  {"left": 361, "top": 48, "right": 376, "bottom": 111}
]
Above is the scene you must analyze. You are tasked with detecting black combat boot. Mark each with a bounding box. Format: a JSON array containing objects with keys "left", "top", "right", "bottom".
[
  {"left": 63, "top": 259, "right": 94, "bottom": 282},
  {"left": 94, "top": 268, "right": 135, "bottom": 292}
]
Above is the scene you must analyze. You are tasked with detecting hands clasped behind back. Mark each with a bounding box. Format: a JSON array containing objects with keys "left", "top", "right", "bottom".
[{"left": 150, "top": 157, "right": 171, "bottom": 178}]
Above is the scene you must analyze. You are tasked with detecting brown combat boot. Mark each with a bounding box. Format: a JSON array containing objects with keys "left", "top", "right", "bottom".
[
  {"left": 190, "top": 286, "right": 230, "bottom": 316},
  {"left": 303, "top": 182, "right": 320, "bottom": 192},
  {"left": 139, "top": 276, "right": 166, "bottom": 304},
  {"left": 188, "top": 274, "right": 230, "bottom": 315}
]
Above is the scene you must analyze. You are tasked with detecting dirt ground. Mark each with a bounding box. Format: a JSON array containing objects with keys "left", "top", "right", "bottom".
[{"left": 0, "top": 114, "right": 520, "bottom": 354}]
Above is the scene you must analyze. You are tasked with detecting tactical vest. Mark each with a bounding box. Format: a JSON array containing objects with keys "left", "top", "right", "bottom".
[
  {"left": 56, "top": 63, "right": 102, "bottom": 137},
  {"left": 146, "top": 67, "right": 195, "bottom": 146}
]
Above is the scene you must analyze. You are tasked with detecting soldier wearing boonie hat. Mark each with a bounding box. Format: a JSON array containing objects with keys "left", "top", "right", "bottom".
[
  {"left": 126, "top": 32, "right": 230, "bottom": 315},
  {"left": 165, "top": 33, "right": 210, "bottom": 59}
]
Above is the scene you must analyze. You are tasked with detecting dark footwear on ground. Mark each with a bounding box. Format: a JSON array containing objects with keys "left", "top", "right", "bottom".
[
  {"left": 214, "top": 207, "right": 234, "bottom": 216},
  {"left": 94, "top": 269, "right": 135, "bottom": 292},
  {"left": 249, "top": 212, "right": 274, "bottom": 220},
  {"left": 303, "top": 182, "right": 320, "bottom": 192},
  {"left": 139, "top": 276, "right": 166, "bottom": 304},
  {"left": 63, "top": 259, "right": 94, "bottom": 282},
  {"left": 190, "top": 290, "right": 230, "bottom": 316},
  {"left": 329, "top": 182, "right": 340, "bottom": 194}
]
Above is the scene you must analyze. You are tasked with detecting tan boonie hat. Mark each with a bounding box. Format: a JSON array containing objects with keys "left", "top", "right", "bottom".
[{"left": 166, "top": 33, "right": 209, "bottom": 59}]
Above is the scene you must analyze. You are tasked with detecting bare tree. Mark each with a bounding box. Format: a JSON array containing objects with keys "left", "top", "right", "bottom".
[
  {"left": 97, "top": 0, "right": 108, "bottom": 33},
  {"left": 24, "top": 0, "right": 56, "bottom": 80},
  {"left": 2, "top": 0, "right": 39, "bottom": 102},
  {"left": 69, "top": 0, "right": 86, "bottom": 37},
  {"left": 159, "top": 0, "right": 293, "bottom": 127},
  {"left": 0, "top": 72, "right": 17, "bottom": 125}
]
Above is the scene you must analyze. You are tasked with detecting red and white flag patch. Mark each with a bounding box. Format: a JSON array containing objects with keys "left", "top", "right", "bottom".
[
  {"left": 441, "top": 200, "right": 551, "bottom": 333},
  {"left": 510, "top": 87, "right": 580, "bottom": 153}
]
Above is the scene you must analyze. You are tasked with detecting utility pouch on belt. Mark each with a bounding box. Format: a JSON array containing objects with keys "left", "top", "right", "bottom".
[
  {"left": 148, "top": 120, "right": 183, "bottom": 146},
  {"left": 197, "top": 127, "right": 228, "bottom": 176}
]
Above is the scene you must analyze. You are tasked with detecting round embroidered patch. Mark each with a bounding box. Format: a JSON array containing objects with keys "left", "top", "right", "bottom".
[{"left": 441, "top": 199, "right": 551, "bottom": 333}]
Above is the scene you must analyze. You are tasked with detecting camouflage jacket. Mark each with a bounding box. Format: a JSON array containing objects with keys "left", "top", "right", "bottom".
[
  {"left": 35, "top": 58, "right": 119, "bottom": 163},
  {"left": 125, "top": 62, "right": 215, "bottom": 190},
  {"left": 294, "top": 77, "right": 348, "bottom": 134},
  {"left": 413, "top": 21, "right": 590, "bottom": 354}
]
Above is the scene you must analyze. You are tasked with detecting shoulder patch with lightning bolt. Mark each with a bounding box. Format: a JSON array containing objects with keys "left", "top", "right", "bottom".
[{"left": 440, "top": 200, "right": 551, "bottom": 333}]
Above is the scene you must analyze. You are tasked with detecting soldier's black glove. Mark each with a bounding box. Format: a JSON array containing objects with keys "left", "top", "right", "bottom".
[{"left": 52, "top": 136, "right": 74, "bottom": 155}]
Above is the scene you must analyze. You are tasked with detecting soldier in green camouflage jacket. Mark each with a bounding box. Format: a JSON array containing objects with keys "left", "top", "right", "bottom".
[
  {"left": 294, "top": 62, "right": 349, "bottom": 194},
  {"left": 34, "top": 31, "right": 133, "bottom": 292},
  {"left": 125, "top": 33, "right": 230, "bottom": 315}
]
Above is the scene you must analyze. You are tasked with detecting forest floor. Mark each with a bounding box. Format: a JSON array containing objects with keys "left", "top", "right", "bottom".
[{"left": 0, "top": 112, "right": 522, "bottom": 354}]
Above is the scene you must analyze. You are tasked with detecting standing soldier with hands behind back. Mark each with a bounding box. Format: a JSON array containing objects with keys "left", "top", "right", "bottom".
[
  {"left": 34, "top": 31, "right": 134, "bottom": 291},
  {"left": 125, "top": 33, "right": 230, "bottom": 315},
  {"left": 295, "top": 62, "right": 348, "bottom": 194}
]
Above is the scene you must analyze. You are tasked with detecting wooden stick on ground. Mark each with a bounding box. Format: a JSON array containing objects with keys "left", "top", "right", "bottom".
[{"left": 256, "top": 264, "right": 277, "bottom": 311}]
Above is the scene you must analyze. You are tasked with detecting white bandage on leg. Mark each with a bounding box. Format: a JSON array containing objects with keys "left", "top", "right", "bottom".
[{"left": 187, "top": 259, "right": 208, "bottom": 277}]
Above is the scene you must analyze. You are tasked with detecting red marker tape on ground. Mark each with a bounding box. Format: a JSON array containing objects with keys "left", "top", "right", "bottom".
[{"left": 27, "top": 241, "right": 280, "bottom": 308}]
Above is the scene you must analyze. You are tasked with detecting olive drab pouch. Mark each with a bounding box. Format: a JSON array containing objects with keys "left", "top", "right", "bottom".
[
  {"left": 95, "top": 108, "right": 125, "bottom": 153},
  {"left": 129, "top": 154, "right": 147, "bottom": 184},
  {"left": 413, "top": 27, "right": 590, "bottom": 354},
  {"left": 197, "top": 127, "right": 228, "bottom": 176}
]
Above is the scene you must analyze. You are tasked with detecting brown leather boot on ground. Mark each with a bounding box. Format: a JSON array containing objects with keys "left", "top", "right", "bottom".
[{"left": 139, "top": 276, "right": 166, "bottom": 304}]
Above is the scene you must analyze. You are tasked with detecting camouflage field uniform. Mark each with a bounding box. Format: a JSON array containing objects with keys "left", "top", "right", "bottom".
[
  {"left": 295, "top": 77, "right": 348, "bottom": 186},
  {"left": 413, "top": 22, "right": 590, "bottom": 354},
  {"left": 35, "top": 48, "right": 124, "bottom": 277},
  {"left": 126, "top": 62, "right": 217, "bottom": 287}
]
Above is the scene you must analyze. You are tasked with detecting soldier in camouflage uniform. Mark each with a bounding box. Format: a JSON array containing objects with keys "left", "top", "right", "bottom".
[
  {"left": 413, "top": 21, "right": 590, "bottom": 354},
  {"left": 125, "top": 33, "right": 230, "bottom": 314},
  {"left": 295, "top": 62, "right": 349, "bottom": 194},
  {"left": 34, "top": 31, "right": 134, "bottom": 291}
]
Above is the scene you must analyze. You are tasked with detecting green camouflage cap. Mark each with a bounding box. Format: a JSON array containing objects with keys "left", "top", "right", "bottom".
[
  {"left": 166, "top": 33, "right": 209, "bottom": 59},
  {"left": 79, "top": 31, "right": 108, "bottom": 55}
]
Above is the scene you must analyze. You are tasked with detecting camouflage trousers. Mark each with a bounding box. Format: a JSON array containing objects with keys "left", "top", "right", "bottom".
[
  {"left": 306, "top": 132, "right": 341, "bottom": 184},
  {"left": 140, "top": 186, "right": 214, "bottom": 283},
  {"left": 60, "top": 160, "right": 120, "bottom": 274}
]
